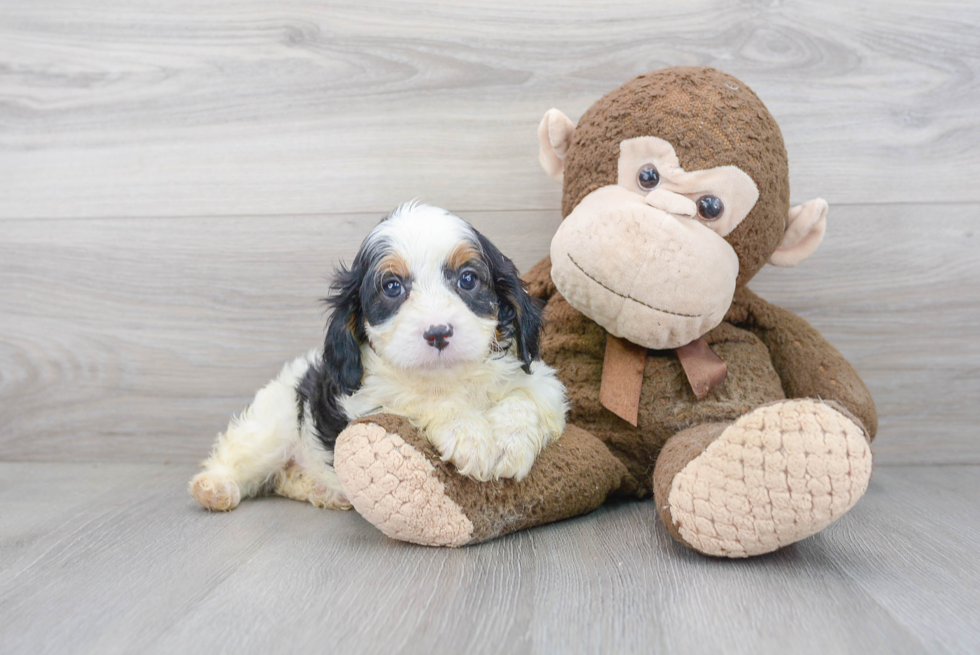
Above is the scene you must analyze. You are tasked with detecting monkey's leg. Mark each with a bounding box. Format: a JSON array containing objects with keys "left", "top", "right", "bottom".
[
  {"left": 334, "top": 415, "right": 630, "bottom": 547},
  {"left": 653, "top": 399, "right": 873, "bottom": 558}
]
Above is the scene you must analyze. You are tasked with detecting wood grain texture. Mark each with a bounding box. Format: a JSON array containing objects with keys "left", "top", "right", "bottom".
[
  {"left": 1, "top": 462, "right": 978, "bottom": 654},
  {"left": 2, "top": 3, "right": 977, "bottom": 653},
  {"left": 0, "top": 205, "right": 977, "bottom": 464},
  {"left": 1, "top": 0, "right": 978, "bottom": 219}
]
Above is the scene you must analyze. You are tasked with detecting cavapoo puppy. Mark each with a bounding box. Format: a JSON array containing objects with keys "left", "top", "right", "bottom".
[{"left": 190, "top": 203, "right": 567, "bottom": 511}]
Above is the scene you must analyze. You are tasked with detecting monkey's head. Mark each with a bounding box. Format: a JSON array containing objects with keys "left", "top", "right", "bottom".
[{"left": 538, "top": 66, "right": 827, "bottom": 350}]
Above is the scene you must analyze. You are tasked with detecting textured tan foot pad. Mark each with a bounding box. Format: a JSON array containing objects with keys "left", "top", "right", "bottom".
[
  {"left": 334, "top": 423, "right": 474, "bottom": 547},
  {"left": 667, "top": 399, "right": 872, "bottom": 558}
]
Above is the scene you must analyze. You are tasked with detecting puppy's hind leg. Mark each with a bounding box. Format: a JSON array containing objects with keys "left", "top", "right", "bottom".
[
  {"left": 190, "top": 356, "right": 310, "bottom": 511},
  {"left": 274, "top": 459, "right": 351, "bottom": 510}
]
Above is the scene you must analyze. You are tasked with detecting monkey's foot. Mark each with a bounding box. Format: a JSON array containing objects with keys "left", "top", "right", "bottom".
[
  {"left": 189, "top": 471, "right": 241, "bottom": 511},
  {"left": 334, "top": 414, "right": 628, "bottom": 547},
  {"left": 655, "top": 399, "right": 872, "bottom": 558}
]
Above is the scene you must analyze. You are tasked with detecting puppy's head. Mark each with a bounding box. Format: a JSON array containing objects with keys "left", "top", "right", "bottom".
[{"left": 323, "top": 203, "right": 542, "bottom": 393}]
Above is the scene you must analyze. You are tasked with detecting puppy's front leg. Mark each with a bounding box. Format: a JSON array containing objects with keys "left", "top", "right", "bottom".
[
  {"left": 485, "top": 364, "right": 567, "bottom": 481},
  {"left": 483, "top": 399, "right": 556, "bottom": 481},
  {"left": 424, "top": 412, "right": 499, "bottom": 482},
  {"left": 424, "top": 366, "right": 566, "bottom": 482}
]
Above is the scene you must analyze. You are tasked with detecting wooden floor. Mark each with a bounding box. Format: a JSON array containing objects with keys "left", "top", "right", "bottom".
[
  {"left": 2, "top": 462, "right": 979, "bottom": 654},
  {"left": 2, "top": 0, "right": 979, "bottom": 653}
]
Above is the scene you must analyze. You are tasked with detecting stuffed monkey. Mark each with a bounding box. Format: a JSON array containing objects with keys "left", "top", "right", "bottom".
[{"left": 333, "top": 67, "right": 877, "bottom": 557}]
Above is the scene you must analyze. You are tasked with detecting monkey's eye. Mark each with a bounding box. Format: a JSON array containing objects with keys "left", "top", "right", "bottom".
[
  {"left": 697, "top": 195, "right": 724, "bottom": 220},
  {"left": 636, "top": 164, "right": 660, "bottom": 191},
  {"left": 382, "top": 278, "right": 403, "bottom": 298},
  {"left": 458, "top": 270, "right": 478, "bottom": 291}
]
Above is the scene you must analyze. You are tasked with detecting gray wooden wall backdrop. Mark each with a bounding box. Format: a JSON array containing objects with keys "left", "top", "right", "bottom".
[{"left": 1, "top": 0, "right": 977, "bottom": 465}]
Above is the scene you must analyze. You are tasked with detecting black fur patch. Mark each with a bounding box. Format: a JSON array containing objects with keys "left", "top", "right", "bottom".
[
  {"left": 295, "top": 360, "right": 350, "bottom": 451},
  {"left": 443, "top": 256, "right": 497, "bottom": 318},
  {"left": 304, "top": 228, "right": 397, "bottom": 449},
  {"left": 321, "top": 234, "right": 409, "bottom": 395},
  {"left": 475, "top": 231, "right": 544, "bottom": 373},
  {"left": 361, "top": 271, "right": 412, "bottom": 326}
]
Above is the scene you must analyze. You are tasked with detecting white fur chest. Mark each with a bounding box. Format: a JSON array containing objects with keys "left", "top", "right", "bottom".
[{"left": 339, "top": 349, "right": 527, "bottom": 430}]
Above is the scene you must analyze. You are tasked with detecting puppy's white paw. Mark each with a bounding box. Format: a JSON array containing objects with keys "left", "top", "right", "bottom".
[
  {"left": 487, "top": 432, "right": 538, "bottom": 481},
  {"left": 427, "top": 415, "right": 500, "bottom": 482},
  {"left": 190, "top": 471, "right": 241, "bottom": 511},
  {"left": 451, "top": 447, "right": 496, "bottom": 482},
  {"left": 428, "top": 406, "right": 552, "bottom": 482},
  {"left": 445, "top": 421, "right": 539, "bottom": 482},
  {"left": 485, "top": 400, "right": 550, "bottom": 481}
]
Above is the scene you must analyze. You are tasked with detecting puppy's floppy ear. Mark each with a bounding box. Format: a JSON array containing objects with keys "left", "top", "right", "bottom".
[
  {"left": 323, "top": 263, "right": 365, "bottom": 395},
  {"left": 476, "top": 232, "right": 544, "bottom": 373}
]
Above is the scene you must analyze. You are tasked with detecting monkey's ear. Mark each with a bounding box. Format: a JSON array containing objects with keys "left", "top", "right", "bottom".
[
  {"left": 768, "top": 198, "right": 828, "bottom": 267},
  {"left": 323, "top": 266, "right": 365, "bottom": 394},
  {"left": 538, "top": 108, "right": 576, "bottom": 183}
]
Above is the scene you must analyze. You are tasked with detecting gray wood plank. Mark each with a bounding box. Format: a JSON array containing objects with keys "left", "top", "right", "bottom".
[
  {"left": 2, "top": 462, "right": 977, "bottom": 654},
  {"left": 1, "top": 205, "right": 977, "bottom": 464},
  {"left": 0, "top": 462, "right": 175, "bottom": 588},
  {"left": 1, "top": 0, "right": 978, "bottom": 219},
  {"left": 823, "top": 465, "right": 980, "bottom": 654}
]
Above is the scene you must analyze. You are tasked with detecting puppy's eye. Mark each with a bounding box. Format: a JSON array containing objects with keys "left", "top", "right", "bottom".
[
  {"left": 382, "top": 278, "right": 403, "bottom": 298},
  {"left": 458, "top": 271, "right": 478, "bottom": 291},
  {"left": 637, "top": 164, "right": 660, "bottom": 191},
  {"left": 697, "top": 195, "right": 724, "bottom": 220}
]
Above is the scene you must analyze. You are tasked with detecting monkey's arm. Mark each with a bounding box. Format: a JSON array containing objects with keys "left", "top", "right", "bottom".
[
  {"left": 522, "top": 255, "right": 557, "bottom": 301},
  {"left": 731, "top": 287, "right": 878, "bottom": 440},
  {"left": 334, "top": 414, "right": 630, "bottom": 547}
]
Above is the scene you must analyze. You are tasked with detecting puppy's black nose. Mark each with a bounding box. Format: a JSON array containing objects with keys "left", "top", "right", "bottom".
[{"left": 423, "top": 324, "right": 453, "bottom": 351}]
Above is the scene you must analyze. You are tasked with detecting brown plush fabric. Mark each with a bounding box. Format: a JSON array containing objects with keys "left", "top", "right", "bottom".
[
  {"left": 727, "top": 287, "right": 878, "bottom": 440},
  {"left": 538, "top": 285, "right": 787, "bottom": 495},
  {"left": 652, "top": 423, "right": 729, "bottom": 547},
  {"left": 561, "top": 66, "right": 790, "bottom": 288},
  {"left": 355, "top": 415, "right": 630, "bottom": 544},
  {"left": 352, "top": 413, "right": 417, "bottom": 441}
]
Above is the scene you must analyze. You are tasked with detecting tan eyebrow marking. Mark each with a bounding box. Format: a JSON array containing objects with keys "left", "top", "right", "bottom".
[
  {"left": 447, "top": 242, "right": 482, "bottom": 271},
  {"left": 377, "top": 253, "right": 410, "bottom": 278}
]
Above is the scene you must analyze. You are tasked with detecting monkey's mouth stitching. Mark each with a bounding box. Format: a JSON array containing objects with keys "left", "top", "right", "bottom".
[{"left": 568, "top": 254, "right": 701, "bottom": 319}]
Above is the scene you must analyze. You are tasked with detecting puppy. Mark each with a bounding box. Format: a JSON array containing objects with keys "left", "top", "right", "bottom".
[{"left": 190, "top": 202, "right": 567, "bottom": 511}]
